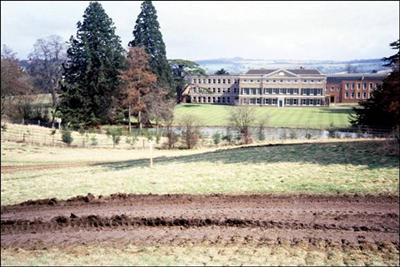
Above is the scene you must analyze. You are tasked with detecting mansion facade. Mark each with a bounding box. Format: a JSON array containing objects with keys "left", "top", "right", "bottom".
[{"left": 183, "top": 68, "right": 387, "bottom": 107}]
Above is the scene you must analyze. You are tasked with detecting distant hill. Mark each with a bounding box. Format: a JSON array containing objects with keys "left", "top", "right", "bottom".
[{"left": 194, "top": 58, "right": 391, "bottom": 75}]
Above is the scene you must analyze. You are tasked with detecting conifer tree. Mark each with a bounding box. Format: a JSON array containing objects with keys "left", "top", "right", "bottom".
[
  {"left": 129, "top": 1, "right": 174, "bottom": 98},
  {"left": 351, "top": 40, "right": 400, "bottom": 131},
  {"left": 59, "top": 1, "right": 125, "bottom": 129}
]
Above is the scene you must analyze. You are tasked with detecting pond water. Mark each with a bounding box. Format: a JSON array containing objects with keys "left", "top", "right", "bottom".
[{"left": 137, "top": 126, "right": 379, "bottom": 141}]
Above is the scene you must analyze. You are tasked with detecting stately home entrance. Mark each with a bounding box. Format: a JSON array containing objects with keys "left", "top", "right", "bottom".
[
  {"left": 278, "top": 98, "right": 284, "bottom": 107},
  {"left": 330, "top": 96, "right": 335, "bottom": 103}
]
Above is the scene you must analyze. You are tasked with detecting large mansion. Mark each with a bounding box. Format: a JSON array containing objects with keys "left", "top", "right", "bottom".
[{"left": 183, "top": 68, "right": 387, "bottom": 107}]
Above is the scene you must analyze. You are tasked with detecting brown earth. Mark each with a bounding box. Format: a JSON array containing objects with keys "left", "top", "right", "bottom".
[{"left": 1, "top": 193, "right": 399, "bottom": 251}]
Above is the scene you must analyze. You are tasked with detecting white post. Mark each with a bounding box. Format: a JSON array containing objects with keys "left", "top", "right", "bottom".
[{"left": 149, "top": 140, "right": 154, "bottom": 168}]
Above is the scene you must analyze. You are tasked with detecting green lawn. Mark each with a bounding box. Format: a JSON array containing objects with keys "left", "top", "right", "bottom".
[
  {"left": 1, "top": 139, "right": 398, "bottom": 205},
  {"left": 174, "top": 104, "right": 354, "bottom": 129}
]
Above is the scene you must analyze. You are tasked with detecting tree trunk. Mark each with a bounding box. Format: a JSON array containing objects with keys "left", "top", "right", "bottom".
[
  {"left": 50, "top": 88, "right": 57, "bottom": 128},
  {"left": 128, "top": 104, "right": 132, "bottom": 134},
  {"left": 138, "top": 94, "right": 142, "bottom": 133}
]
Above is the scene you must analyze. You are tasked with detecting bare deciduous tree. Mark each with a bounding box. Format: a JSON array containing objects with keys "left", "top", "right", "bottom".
[
  {"left": 179, "top": 114, "right": 201, "bottom": 149},
  {"left": 257, "top": 116, "right": 270, "bottom": 141},
  {"left": 163, "top": 115, "right": 178, "bottom": 149},
  {"left": 1, "top": 45, "right": 34, "bottom": 120},
  {"left": 27, "top": 35, "right": 66, "bottom": 126},
  {"left": 144, "top": 90, "right": 175, "bottom": 136},
  {"left": 229, "top": 106, "right": 256, "bottom": 144}
]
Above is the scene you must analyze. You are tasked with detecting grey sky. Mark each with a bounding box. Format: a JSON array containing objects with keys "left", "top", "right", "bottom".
[{"left": 1, "top": 1, "right": 399, "bottom": 61}]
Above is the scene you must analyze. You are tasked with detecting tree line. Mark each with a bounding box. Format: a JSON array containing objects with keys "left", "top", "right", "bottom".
[{"left": 1, "top": 1, "right": 206, "bottom": 131}]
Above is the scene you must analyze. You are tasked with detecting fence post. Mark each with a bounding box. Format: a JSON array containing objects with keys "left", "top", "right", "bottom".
[{"left": 149, "top": 140, "right": 154, "bottom": 168}]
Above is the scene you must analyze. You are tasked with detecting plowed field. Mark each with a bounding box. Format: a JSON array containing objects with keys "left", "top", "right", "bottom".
[{"left": 2, "top": 193, "right": 398, "bottom": 251}]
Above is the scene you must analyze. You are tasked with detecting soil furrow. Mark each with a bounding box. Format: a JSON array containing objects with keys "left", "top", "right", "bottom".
[{"left": 1, "top": 193, "right": 398, "bottom": 250}]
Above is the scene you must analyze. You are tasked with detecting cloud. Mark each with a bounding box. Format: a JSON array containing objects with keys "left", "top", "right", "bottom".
[{"left": 1, "top": 1, "right": 399, "bottom": 60}]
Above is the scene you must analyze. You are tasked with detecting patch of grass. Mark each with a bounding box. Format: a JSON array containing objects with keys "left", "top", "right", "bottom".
[
  {"left": 174, "top": 104, "right": 353, "bottom": 129},
  {"left": 1, "top": 243, "right": 398, "bottom": 266},
  {"left": 1, "top": 140, "right": 398, "bottom": 205}
]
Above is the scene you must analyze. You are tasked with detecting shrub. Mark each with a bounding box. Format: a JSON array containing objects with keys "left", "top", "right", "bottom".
[
  {"left": 61, "top": 129, "right": 73, "bottom": 146},
  {"left": 156, "top": 132, "right": 161, "bottom": 144},
  {"left": 164, "top": 130, "right": 178, "bottom": 149},
  {"left": 212, "top": 132, "right": 221, "bottom": 145},
  {"left": 258, "top": 130, "right": 266, "bottom": 141},
  {"left": 90, "top": 134, "right": 98, "bottom": 146},
  {"left": 179, "top": 114, "right": 201, "bottom": 149},
  {"left": 257, "top": 116, "right": 269, "bottom": 141},
  {"left": 229, "top": 106, "right": 256, "bottom": 144},
  {"left": 125, "top": 134, "right": 138, "bottom": 147},
  {"left": 222, "top": 127, "right": 233, "bottom": 145},
  {"left": 289, "top": 130, "right": 297, "bottom": 139},
  {"left": 280, "top": 131, "right": 287, "bottom": 140},
  {"left": 106, "top": 126, "right": 123, "bottom": 148}
]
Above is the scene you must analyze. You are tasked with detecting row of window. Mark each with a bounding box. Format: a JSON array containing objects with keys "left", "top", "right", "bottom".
[
  {"left": 242, "top": 79, "right": 323, "bottom": 84},
  {"left": 345, "top": 82, "right": 376, "bottom": 90},
  {"left": 240, "top": 98, "right": 323, "bottom": 106},
  {"left": 192, "top": 78, "right": 325, "bottom": 85},
  {"left": 192, "top": 78, "right": 238, "bottom": 85},
  {"left": 191, "top": 96, "right": 234, "bottom": 104},
  {"left": 344, "top": 92, "right": 369, "bottom": 99},
  {"left": 241, "top": 88, "right": 323, "bottom": 96},
  {"left": 191, "top": 87, "right": 238, "bottom": 94}
]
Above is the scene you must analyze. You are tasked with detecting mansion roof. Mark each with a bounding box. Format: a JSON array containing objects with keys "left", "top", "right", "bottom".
[
  {"left": 246, "top": 68, "right": 322, "bottom": 75},
  {"left": 327, "top": 73, "right": 387, "bottom": 83}
]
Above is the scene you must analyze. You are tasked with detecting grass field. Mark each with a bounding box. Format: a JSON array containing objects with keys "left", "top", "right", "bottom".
[
  {"left": 174, "top": 104, "right": 354, "bottom": 129},
  {"left": 1, "top": 139, "right": 398, "bottom": 205}
]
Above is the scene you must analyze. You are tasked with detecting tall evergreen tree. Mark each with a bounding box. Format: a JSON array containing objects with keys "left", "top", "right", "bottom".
[
  {"left": 129, "top": 1, "right": 174, "bottom": 98},
  {"left": 351, "top": 39, "right": 400, "bottom": 131},
  {"left": 59, "top": 1, "right": 125, "bottom": 129}
]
